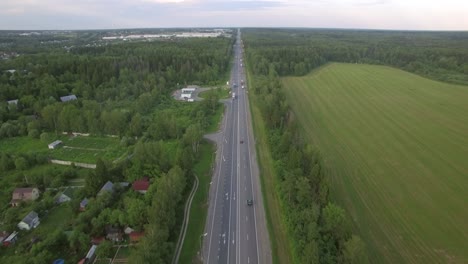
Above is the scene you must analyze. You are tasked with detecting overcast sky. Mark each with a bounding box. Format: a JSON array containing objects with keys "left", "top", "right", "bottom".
[{"left": 1, "top": 0, "right": 467, "bottom": 30}]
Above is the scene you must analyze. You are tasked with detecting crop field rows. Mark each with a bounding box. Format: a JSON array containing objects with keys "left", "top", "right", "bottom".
[{"left": 282, "top": 63, "right": 468, "bottom": 263}]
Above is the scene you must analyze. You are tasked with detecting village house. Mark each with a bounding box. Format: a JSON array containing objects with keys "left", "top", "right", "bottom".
[
  {"left": 11, "top": 187, "right": 40, "bottom": 206},
  {"left": 97, "top": 181, "right": 129, "bottom": 196},
  {"left": 79, "top": 198, "right": 89, "bottom": 211},
  {"left": 17, "top": 211, "right": 40, "bottom": 231},
  {"left": 55, "top": 188, "right": 74, "bottom": 204},
  {"left": 97, "top": 181, "right": 114, "bottom": 196},
  {"left": 105, "top": 226, "right": 123, "bottom": 242},
  {"left": 129, "top": 231, "right": 145, "bottom": 243},
  {"left": 132, "top": 177, "right": 150, "bottom": 194}
]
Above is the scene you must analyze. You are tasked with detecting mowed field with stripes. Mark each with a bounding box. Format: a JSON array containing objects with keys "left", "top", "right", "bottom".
[{"left": 282, "top": 63, "right": 468, "bottom": 263}]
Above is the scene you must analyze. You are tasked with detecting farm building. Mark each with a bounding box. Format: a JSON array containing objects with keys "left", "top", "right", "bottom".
[
  {"left": 11, "top": 187, "right": 40, "bottom": 206},
  {"left": 60, "top": 94, "right": 77, "bottom": 102},
  {"left": 18, "top": 211, "right": 40, "bottom": 231},
  {"left": 48, "top": 140, "right": 63, "bottom": 149},
  {"left": 2, "top": 231, "right": 18, "bottom": 247}
]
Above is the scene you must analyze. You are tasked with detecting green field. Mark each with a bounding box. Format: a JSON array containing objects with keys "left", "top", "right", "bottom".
[
  {"left": 0, "top": 135, "right": 126, "bottom": 164},
  {"left": 282, "top": 63, "right": 468, "bottom": 263}
]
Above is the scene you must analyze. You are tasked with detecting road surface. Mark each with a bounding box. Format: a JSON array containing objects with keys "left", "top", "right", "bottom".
[{"left": 202, "top": 29, "right": 272, "bottom": 264}]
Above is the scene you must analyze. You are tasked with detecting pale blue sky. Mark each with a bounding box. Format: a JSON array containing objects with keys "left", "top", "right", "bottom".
[{"left": 0, "top": 0, "right": 467, "bottom": 30}]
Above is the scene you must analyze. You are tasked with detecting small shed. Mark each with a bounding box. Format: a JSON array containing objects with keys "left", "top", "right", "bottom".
[
  {"left": 0, "top": 231, "right": 10, "bottom": 243},
  {"left": 48, "top": 140, "right": 63, "bottom": 149},
  {"left": 3, "top": 231, "right": 18, "bottom": 246},
  {"left": 60, "top": 94, "right": 77, "bottom": 102}
]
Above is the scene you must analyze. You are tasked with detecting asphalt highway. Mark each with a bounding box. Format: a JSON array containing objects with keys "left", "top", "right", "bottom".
[{"left": 203, "top": 29, "right": 271, "bottom": 264}]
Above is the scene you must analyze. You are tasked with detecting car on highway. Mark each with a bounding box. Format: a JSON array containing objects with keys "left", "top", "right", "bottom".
[{"left": 247, "top": 199, "right": 253, "bottom": 206}]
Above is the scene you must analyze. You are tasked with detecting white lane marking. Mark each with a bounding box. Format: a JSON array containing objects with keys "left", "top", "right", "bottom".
[
  {"left": 223, "top": 155, "right": 226, "bottom": 162},
  {"left": 206, "top": 106, "right": 229, "bottom": 264},
  {"left": 248, "top": 257, "right": 250, "bottom": 263},
  {"left": 224, "top": 138, "right": 227, "bottom": 143},
  {"left": 232, "top": 239, "right": 235, "bottom": 244},
  {"left": 246, "top": 216, "right": 248, "bottom": 221},
  {"left": 233, "top": 192, "right": 236, "bottom": 200},
  {"left": 247, "top": 234, "right": 249, "bottom": 241}
]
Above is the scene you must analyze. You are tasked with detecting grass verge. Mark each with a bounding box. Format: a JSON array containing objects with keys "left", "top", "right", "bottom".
[
  {"left": 246, "top": 70, "right": 293, "bottom": 264},
  {"left": 178, "top": 141, "right": 215, "bottom": 264}
]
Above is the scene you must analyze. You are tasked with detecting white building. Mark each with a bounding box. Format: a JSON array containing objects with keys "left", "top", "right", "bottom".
[{"left": 181, "top": 87, "right": 197, "bottom": 100}]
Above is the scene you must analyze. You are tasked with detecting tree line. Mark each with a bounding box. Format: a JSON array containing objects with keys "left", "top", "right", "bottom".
[
  {"left": 244, "top": 28, "right": 468, "bottom": 85},
  {"left": 247, "top": 48, "right": 368, "bottom": 263}
]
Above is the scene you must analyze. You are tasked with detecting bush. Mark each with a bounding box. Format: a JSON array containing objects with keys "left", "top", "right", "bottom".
[
  {"left": 28, "top": 129, "right": 40, "bottom": 139},
  {"left": 40, "top": 132, "right": 50, "bottom": 142}
]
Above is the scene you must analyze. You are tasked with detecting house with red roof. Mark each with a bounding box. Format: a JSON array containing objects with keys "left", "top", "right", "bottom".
[
  {"left": 129, "top": 231, "right": 145, "bottom": 243},
  {"left": 132, "top": 177, "right": 150, "bottom": 194}
]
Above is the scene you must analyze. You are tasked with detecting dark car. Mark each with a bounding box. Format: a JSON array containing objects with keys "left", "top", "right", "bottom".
[
  {"left": 240, "top": 139, "right": 244, "bottom": 144},
  {"left": 247, "top": 199, "right": 253, "bottom": 206}
]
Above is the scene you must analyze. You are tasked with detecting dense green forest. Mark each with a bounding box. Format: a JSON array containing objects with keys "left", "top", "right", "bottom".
[
  {"left": 0, "top": 33, "right": 232, "bottom": 263},
  {"left": 244, "top": 29, "right": 468, "bottom": 84}
]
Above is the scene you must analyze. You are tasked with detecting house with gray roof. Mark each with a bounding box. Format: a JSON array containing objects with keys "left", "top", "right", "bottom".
[
  {"left": 97, "top": 181, "right": 114, "bottom": 196},
  {"left": 55, "top": 187, "right": 74, "bottom": 204},
  {"left": 18, "top": 211, "right": 40, "bottom": 231}
]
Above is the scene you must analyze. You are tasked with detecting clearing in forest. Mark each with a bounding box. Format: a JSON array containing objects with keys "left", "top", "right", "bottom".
[{"left": 282, "top": 63, "right": 468, "bottom": 263}]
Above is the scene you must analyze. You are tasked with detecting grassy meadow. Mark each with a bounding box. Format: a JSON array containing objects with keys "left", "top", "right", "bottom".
[
  {"left": 282, "top": 63, "right": 468, "bottom": 263},
  {"left": 0, "top": 135, "right": 126, "bottom": 164}
]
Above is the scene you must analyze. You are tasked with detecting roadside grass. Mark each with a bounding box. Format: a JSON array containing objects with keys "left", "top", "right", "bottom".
[
  {"left": 282, "top": 63, "right": 468, "bottom": 263},
  {"left": 198, "top": 87, "right": 231, "bottom": 100},
  {"left": 179, "top": 141, "right": 215, "bottom": 263},
  {"left": 206, "top": 104, "right": 225, "bottom": 134},
  {"left": 246, "top": 70, "right": 293, "bottom": 264}
]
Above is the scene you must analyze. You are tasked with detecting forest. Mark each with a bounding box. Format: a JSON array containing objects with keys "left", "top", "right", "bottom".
[
  {"left": 0, "top": 33, "right": 232, "bottom": 263},
  {"left": 244, "top": 29, "right": 468, "bottom": 85}
]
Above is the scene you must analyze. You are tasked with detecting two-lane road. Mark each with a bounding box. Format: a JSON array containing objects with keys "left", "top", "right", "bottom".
[{"left": 203, "top": 29, "right": 271, "bottom": 264}]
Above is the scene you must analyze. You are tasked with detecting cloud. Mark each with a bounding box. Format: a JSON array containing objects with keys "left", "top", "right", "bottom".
[{"left": 0, "top": 0, "right": 467, "bottom": 30}]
